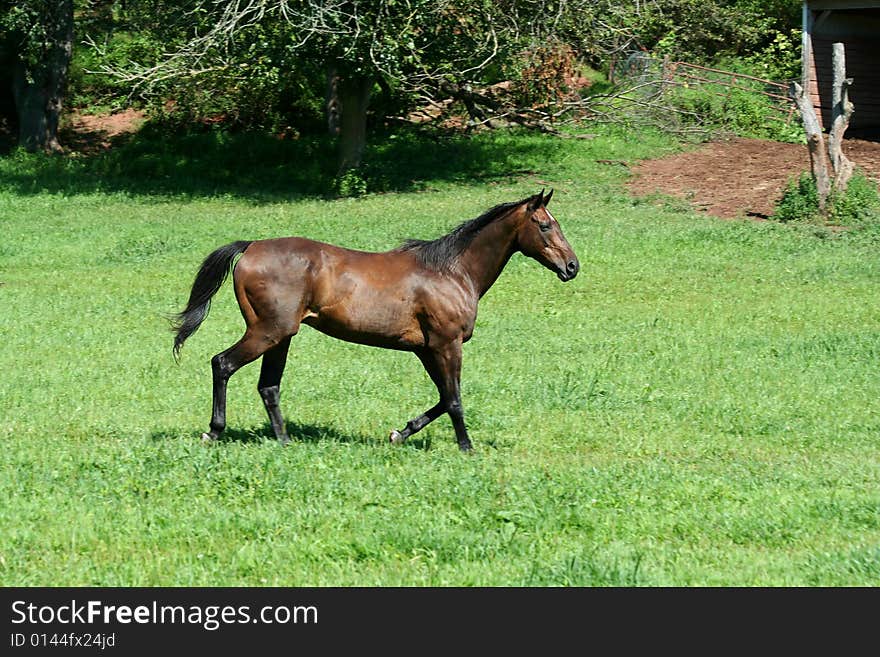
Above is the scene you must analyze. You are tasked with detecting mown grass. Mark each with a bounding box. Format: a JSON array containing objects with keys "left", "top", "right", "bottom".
[{"left": 1, "top": 126, "right": 878, "bottom": 586}]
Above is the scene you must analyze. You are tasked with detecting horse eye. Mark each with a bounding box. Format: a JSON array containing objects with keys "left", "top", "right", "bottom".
[{"left": 539, "top": 222, "right": 551, "bottom": 232}]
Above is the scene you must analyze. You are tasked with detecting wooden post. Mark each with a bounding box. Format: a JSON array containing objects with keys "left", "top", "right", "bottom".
[
  {"left": 789, "top": 81, "right": 831, "bottom": 212},
  {"left": 828, "top": 42, "right": 855, "bottom": 192}
]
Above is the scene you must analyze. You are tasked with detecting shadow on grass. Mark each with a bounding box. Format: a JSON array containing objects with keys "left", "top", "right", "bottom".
[
  {"left": 1, "top": 124, "right": 565, "bottom": 201},
  {"left": 151, "top": 419, "right": 434, "bottom": 450},
  {"left": 152, "top": 421, "right": 375, "bottom": 446}
]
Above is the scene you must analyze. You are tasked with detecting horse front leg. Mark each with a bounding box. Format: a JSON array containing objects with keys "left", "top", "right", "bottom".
[
  {"left": 439, "top": 346, "right": 472, "bottom": 452},
  {"left": 396, "top": 342, "right": 471, "bottom": 452},
  {"left": 389, "top": 401, "right": 445, "bottom": 445}
]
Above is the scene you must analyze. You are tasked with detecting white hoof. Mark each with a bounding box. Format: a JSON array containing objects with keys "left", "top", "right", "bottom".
[{"left": 389, "top": 429, "right": 405, "bottom": 445}]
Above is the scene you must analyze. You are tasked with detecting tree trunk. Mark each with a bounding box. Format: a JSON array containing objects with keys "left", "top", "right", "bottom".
[
  {"left": 12, "top": 0, "right": 74, "bottom": 153},
  {"left": 325, "top": 67, "right": 341, "bottom": 137},
  {"left": 337, "top": 71, "right": 372, "bottom": 173},
  {"left": 789, "top": 81, "right": 831, "bottom": 213},
  {"left": 828, "top": 42, "right": 854, "bottom": 193}
]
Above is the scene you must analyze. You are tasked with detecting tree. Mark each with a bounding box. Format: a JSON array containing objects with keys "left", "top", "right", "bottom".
[
  {"left": 85, "top": 0, "right": 803, "bottom": 173},
  {"left": 2, "top": 0, "right": 75, "bottom": 152},
  {"left": 789, "top": 42, "right": 855, "bottom": 215},
  {"left": 90, "top": 1, "right": 509, "bottom": 172}
]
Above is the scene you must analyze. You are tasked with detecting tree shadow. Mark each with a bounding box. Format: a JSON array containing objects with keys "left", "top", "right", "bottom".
[{"left": 0, "top": 124, "right": 565, "bottom": 201}]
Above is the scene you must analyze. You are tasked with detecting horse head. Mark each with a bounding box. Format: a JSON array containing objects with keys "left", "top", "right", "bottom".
[{"left": 515, "top": 189, "right": 580, "bottom": 281}]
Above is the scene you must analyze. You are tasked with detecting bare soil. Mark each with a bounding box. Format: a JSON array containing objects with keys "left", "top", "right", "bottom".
[
  {"left": 627, "top": 137, "right": 880, "bottom": 219},
  {"left": 62, "top": 108, "right": 146, "bottom": 154}
]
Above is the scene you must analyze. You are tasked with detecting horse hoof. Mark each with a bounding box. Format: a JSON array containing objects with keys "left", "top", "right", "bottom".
[
  {"left": 201, "top": 432, "right": 217, "bottom": 442},
  {"left": 389, "top": 429, "right": 405, "bottom": 445}
]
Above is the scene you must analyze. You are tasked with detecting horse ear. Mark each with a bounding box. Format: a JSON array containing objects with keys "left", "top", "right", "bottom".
[
  {"left": 528, "top": 189, "right": 545, "bottom": 212},
  {"left": 543, "top": 189, "right": 553, "bottom": 206}
]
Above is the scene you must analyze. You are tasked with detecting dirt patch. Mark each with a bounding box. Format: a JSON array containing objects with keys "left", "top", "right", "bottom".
[
  {"left": 627, "top": 137, "right": 880, "bottom": 219},
  {"left": 62, "top": 108, "right": 146, "bottom": 154}
]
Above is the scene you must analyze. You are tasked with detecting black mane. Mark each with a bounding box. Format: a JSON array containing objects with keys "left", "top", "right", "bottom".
[{"left": 398, "top": 196, "right": 532, "bottom": 271}]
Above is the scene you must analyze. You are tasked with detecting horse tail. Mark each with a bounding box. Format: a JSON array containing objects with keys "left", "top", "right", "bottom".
[{"left": 172, "top": 240, "right": 253, "bottom": 360}]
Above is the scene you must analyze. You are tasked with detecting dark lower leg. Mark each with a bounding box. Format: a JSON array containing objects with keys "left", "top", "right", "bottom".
[
  {"left": 390, "top": 401, "right": 445, "bottom": 444},
  {"left": 205, "top": 354, "right": 229, "bottom": 440},
  {"left": 258, "top": 385, "right": 288, "bottom": 443},
  {"left": 419, "top": 344, "right": 472, "bottom": 451},
  {"left": 258, "top": 338, "right": 292, "bottom": 444},
  {"left": 446, "top": 396, "right": 472, "bottom": 452},
  {"left": 203, "top": 333, "right": 270, "bottom": 441}
]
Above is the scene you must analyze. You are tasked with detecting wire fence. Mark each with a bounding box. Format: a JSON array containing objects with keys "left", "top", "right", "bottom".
[{"left": 611, "top": 53, "right": 797, "bottom": 131}]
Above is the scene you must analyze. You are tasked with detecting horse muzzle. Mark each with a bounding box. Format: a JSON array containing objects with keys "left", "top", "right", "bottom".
[{"left": 557, "top": 258, "right": 579, "bottom": 282}]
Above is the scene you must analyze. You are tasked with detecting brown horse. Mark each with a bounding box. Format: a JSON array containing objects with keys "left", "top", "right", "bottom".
[{"left": 172, "top": 189, "right": 579, "bottom": 451}]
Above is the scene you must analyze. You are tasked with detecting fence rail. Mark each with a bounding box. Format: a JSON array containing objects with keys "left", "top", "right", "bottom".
[
  {"left": 666, "top": 61, "right": 795, "bottom": 120},
  {"left": 615, "top": 54, "right": 797, "bottom": 126}
]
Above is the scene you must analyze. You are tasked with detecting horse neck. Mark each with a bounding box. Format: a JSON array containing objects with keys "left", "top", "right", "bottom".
[{"left": 457, "top": 208, "right": 521, "bottom": 298}]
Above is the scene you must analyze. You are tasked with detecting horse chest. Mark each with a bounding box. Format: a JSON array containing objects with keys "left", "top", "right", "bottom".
[{"left": 420, "top": 296, "right": 477, "bottom": 345}]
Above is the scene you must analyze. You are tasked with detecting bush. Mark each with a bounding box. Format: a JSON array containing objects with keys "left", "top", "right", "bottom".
[
  {"left": 775, "top": 171, "right": 880, "bottom": 227},
  {"left": 828, "top": 172, "right": 880, "bottom": 228},
  {"left": 744, "top": 29, "right": 801, "bottom": 82},
  {"left": 333, "top": 169, "right": 369, "bottom": 197},
  {"left": 775, "top": 172, "right": 821, "bottom": 223}
]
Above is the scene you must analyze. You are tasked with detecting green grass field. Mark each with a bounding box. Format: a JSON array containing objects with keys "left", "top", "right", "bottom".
[{"left": 1, "top": 127, "right": 878, "bottom": 585}]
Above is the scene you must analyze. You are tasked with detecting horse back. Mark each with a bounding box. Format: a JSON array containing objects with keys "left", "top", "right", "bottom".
[{"left": 233, "top": 236, "right": 471, "bottom": 350}]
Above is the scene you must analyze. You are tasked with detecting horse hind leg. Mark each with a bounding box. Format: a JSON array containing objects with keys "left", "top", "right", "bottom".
[
  {"left": 203, "top": 330, "right": 278, "bottom": 442},
  {"left": 258, "top": 337, "right": 292, "bottom": 444}
]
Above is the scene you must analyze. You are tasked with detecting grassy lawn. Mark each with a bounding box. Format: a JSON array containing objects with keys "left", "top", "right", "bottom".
[{"left": 1, "top": 127, "right": 878, "bottom": 586}]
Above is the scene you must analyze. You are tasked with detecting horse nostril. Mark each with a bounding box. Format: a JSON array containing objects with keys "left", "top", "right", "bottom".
[{"left": 566, "top": 260, "right": 579, "bottom": 274}]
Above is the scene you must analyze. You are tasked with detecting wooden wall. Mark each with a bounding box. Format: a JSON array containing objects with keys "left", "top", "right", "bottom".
[{"left": 805, "top": 7, "right": 880, "bottom": 135}]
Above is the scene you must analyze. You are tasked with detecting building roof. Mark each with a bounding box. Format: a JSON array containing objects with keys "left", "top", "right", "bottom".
[{"left": 807, "top": 0, "right": 880, "bottom": 9}]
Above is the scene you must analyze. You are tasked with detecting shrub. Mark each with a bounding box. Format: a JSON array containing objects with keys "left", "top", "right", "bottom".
[
  {"left": 333, "top": 169, "right": 369, "bottom": 197},
  {"left": 828, "top": 172, "right": 880, "bottom": 228},
  {"left": 509, "top": 43, "right": 580, "bottom": 109},
  {"left": 775, "top": 172, "right": 821, "bottom": 223},
  {"left": 775, "top": 171, "right": 880, "bottom": 227}
]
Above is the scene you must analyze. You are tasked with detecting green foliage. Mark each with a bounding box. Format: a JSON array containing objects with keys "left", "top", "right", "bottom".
[
  {"left": 775, "top": 171, "right": 880, "bottom": 227},
  {"left": 2, "top": 129, "right": 880, "bottom": 585},
  {"left": 775, "top": 173, "right": 821, "bottom": 223},
  {"left": 664, "top": 81, "right": 801, "bottom": 143},
  {"left": 828, "top": 173, "right": 880, "bottom": 228},
  {"left": 333, "top": 169, "right": 369, "bottom": 197},
  {"left": 636, "top": 0, "right": 773, "bottom": 63},
  {"left": 745, "top": 29, "right": 802, "bottom": 81},
  {"left": 75, "top": 1, "right": 510, "bottom": 131},
  {"left": 61, "top": 0, "right": 809, "bottom": 146},
  {"left": 627, "top": 51, "right": 804, "bottom": 143},
  {"left": 69, "top": 32, "right": 165, "bottom": 111},
  {"left": 1, "top": 1, "right": 63, "bottom": 72}
]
